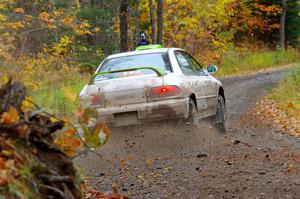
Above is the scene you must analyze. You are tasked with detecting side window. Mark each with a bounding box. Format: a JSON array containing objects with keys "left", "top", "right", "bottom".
[
  {"left": 188, "top": 55, "right": 206, "bottom": 76},
  {"left": 174, "top": 51, "right": 196, "bottom": 76}
]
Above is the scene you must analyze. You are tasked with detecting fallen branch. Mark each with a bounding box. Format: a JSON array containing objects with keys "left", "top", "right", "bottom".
[
  {"left": 38, "top": 184, "right": 70, "bottom": 199},
  {"left": 39, "top": 174, "right": 74, "bottom": 183}
]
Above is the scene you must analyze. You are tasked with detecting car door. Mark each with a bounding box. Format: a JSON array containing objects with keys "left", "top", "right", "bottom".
[
  {"left": 174, "top": 50, "right": 209, "bottom": 117},
  {"left": 187, "top": 54, "right": 218, "bottom": 115},
  {"left": 204, "top": 74, "right": 218, "bottom": 114}
]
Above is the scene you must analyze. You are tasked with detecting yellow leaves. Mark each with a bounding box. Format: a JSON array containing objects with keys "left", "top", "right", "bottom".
[
  {"left": 145, "top": 159, "right": 153, "bottom": 165},
  {"left": 127, "top": 154, "right": 134, "bottom": 161},
  {"left": 73, "top": 107, "right": 111, "bottom": 150},
  {"left": 63, "top": 87, "right": 77, "bottom": 102},
  {"left": 52, "top": 11, "right": 61, "bottom": 18},
  {"left": 0, "top": 139, "right": 15, "bottom": 184},
  {"left": 39, "top": 12, "right": 50, "bottom": 21},
  {"left": 50, "top": 116, "right": 59, "bottom": 123},
  {"left": 47, "top": 23, "right": 57, "bottom": 29},
  {"left": 119, "top": 159, "right": 126, "bottom": 165},
  {"left": 0, "top": 157, "right": 6, "bottom": 170},
  {"left": 94, "top": 27, "right": 100, "bottom": 32},
  {"left": 270, "top": 23, "right": 280, "bottom": 29},
  {"left": 0, "top": 107, "right": 20, "bottom": 125},
  {"left": 0, "top": 99, "right": 30, "bottom": 138},
  {"left": 0, "top": 171, "right": 9, "bottom": 187},
  {"left": 0, "top": 76, "right": 9, "bottom": 86},
  {"left": 119, "top": 155, "right": 134, "bottom": 165},
  {"left": 212, "top": 39, "right": 224, "bottom": 48},
  {"left": 140, "top": 12, "right": 148, "bottom": 23},
  {"left": 0, "top": 3, "right": 5, "bottom": 10},
  {"left": 25, "top": 15, "right": 33, "bottom": 22},
  {"left": 75, "top": 29, "right": 93, "bottom": 36},
  {"left": 51, "top": 36, "right": 72, "bottom": 56},
  {"left": 79, "top": 22, "right": 90, "bottom": 29},
  {"left": 1, "top": 150, "right": 13, "bottom": 157},
  {"left": 83, "top": 124, "right": 110, "bottom": 148},
  {"left": 21, "top": 97, "right": 34, "bottom": 113},
  {"left": 60, "top": 16, "right": 73, "bottom": 27},
  {"left": 241, "top": 96, "right": 300, "bottom": 138},
  {"left": 137, "top": 174, "right": 145, "bottom": 181},
  {"left": 287, "top": 102, "right": 294, "bottom": 109},
  {"left": 60, "top": 36, "right": 72, "bottom": 45},
  {"left": 7, "top": 21, "right": 24, "bottom": 30},
  {"left": 286, "top": 164, "right": 298, "bottom": 174},
  {"left": 38, "top": 11, "right": 57, "bottom": 29},
  {"left": 96, "top": 48, "right": 104, "bottom": 58},
  {"left": 94, "top": 124, "right": 110, "bottom": 144},
  {"left": 14, "top": 8, "right": 24, "bottom": 14},
  {"left": 111, "top": 183, "right": 117, "bottom": 193},
  {"left": 74, "top": 22, "right": 93, "bottom": 36},
  {"left": 255, "top": 4, "right": 282, "bottom": 15},
  {"left": 55, "top": 127, "right": 81, "bottom": 157},
  {"left": 37, "top": 11, "right": 76, "bottom": 31},
  {"left": 0, "top": 14, "right": 7, "bottom": 21}
]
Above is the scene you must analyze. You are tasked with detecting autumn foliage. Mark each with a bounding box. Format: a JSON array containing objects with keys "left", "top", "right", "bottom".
[
  {"left": 0, "top": 80, "right": 80, "bottom": 198},
  {"left": 0, "top": 79, "right": 114, "bottom": 198}
]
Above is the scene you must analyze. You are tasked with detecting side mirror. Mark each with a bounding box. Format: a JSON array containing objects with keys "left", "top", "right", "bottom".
[{"left": 207, "top": 65, "right": 218, "bottom": 74}]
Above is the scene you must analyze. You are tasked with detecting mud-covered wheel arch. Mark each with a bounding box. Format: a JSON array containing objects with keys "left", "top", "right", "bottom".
[
  {"left": 188, "top": 95, "right": 199, "bottom": 125},
  {"left": 218, "top": 87, "right": 226, "bottom": 106}
]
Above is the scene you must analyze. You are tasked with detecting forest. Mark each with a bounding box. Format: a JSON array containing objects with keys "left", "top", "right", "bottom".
[
  {"left": 0, "top": 0, "right": 300, "bottom": 198},
  {"left": 0, "top": 0, "right": 299, "bottom": 113},
  {"left": 1, "top": 0, "right": 299, "bottom": 65}
]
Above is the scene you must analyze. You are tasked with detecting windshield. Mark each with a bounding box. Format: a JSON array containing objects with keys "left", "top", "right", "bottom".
[{"left": 94, "top": 53, "right": 171, "bottom": 82}]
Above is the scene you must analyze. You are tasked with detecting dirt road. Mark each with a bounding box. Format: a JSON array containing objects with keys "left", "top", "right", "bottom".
[{"left": 76, "top": 69, "right": 300, "bottom": 199}]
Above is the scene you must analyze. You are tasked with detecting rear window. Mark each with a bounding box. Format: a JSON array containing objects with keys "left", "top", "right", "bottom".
[{"left": 94, "top": 53, "right": 171, "bottom": 81}]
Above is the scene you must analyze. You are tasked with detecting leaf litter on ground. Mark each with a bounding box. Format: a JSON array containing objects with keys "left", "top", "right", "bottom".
[{"left": 241, "top": 96, "right": 300, "bottom": 137}]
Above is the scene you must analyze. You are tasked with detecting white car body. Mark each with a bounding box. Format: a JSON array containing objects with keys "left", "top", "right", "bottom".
[{"left": 79, "top": 48, "right": 225, "bottom": 126}]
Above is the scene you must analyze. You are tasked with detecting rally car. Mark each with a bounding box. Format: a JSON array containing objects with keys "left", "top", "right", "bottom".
[{"left": 79, "top": 45, "right": 226, "bottom": 130}]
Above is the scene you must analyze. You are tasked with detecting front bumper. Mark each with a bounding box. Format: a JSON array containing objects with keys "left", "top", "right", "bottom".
[{"left": 96, "top": 98, "right": 189, "bottom": 126}]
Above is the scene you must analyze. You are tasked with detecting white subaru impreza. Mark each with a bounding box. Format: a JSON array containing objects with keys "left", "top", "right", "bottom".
[{"left": 80, "top": 45, "right": 226, "bottom": 130}]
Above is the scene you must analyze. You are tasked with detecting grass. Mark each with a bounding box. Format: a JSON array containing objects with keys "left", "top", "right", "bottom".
[
  {"left": 30, "top": 79, "right": 88, "bottom": 115},
  {"left": 271, "top": 63, "right": 300, "bottom": 119},
  {"left": 218, "top": 48, "right": 300, "bottom": 76}
]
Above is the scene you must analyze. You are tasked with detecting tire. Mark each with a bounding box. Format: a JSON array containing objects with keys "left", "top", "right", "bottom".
[
  {"left": 215, "top": 95, "right": 227, "bottom": 132},
  {"left": 188, "top": 99, "right": 199, "bottom": 126}
]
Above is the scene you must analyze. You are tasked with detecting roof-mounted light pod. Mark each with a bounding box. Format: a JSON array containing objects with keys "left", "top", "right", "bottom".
[{"left": 135, "top": 44, "right": 163, "bottom": 51}]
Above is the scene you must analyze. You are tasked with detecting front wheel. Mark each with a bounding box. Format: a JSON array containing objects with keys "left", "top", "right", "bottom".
[{"left": 215, "top": 95, "right": 227, "bottom": 132}]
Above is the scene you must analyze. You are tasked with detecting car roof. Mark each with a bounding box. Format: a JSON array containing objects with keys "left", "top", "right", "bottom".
[{"left": 106, "top": 48, "right": 180, "bottom": 59}]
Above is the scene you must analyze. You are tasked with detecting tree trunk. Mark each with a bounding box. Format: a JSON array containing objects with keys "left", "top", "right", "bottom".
[
  {"left": 119, "top": 0, "right": 129, "bottom": 52},
  {"left": 279, "top": 0, "right": 287, "bottom": 49},
  {"left": 148, "top": 0, "right": 155, "bottom": 44},
  {"left": 87, "top": 0, "right": 96, "bottom": 46},
  {"left": 79, "top": 0, "right": 88, "bottom": 7},
  {"left": 156, "top": 0, "right": 163, "bottom": 45}
]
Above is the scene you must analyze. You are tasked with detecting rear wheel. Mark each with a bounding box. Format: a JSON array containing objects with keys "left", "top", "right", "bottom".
[
  {"left": 188, "top": 99, "right": 199, "bottom": 126},
  {"left": 215, "top": 95, "right": 227, "bottom": 132}
]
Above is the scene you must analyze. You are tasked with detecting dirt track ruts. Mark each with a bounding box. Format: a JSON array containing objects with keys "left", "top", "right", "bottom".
[{"left": 75, "top": 68, "right": 300, "bottom": 199}]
